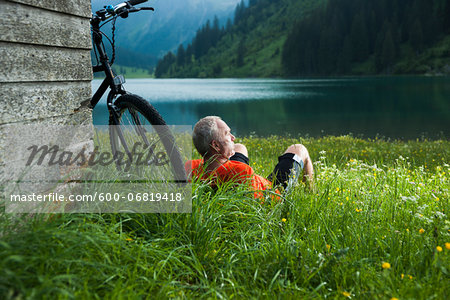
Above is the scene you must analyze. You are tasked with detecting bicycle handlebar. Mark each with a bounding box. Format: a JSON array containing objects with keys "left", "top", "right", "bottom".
[
  {"left": 91, "top": 0, "right": 152, "bottom": 70},
  {"left": 128, "top": 0, "right": 148, "bottom": 6},
  {"left": 92, "top": 0, "right": 151, "bottom": 22}
]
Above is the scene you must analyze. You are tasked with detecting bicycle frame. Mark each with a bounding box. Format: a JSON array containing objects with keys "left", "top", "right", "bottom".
[
  {"left": 89, "top": 0, "right": 152, "bottom": 114},
  {"left": 89, "top": 15, "right": 137, "bottom": 161},
  {"left": 88, "top": 0, "right": 157, "bottom": 161},
  {"left": 89, "top": 16, "right": 127, "bottom": 126}
]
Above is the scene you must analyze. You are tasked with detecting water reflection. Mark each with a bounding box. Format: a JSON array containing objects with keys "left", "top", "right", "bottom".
[{"left": 92, "top": 77, "right": 449, "bottom": 139}]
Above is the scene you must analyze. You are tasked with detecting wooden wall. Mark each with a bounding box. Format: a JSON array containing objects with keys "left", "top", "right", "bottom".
[
  {"left": 0, "top": 0, "right": 93, "bottom": 125},
  {"left": 0, "top": 0, "right": 94, "bottom": 197}
]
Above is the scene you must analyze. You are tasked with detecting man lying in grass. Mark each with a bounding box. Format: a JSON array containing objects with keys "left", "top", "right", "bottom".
[{"left": 185, "top": 116, "right": 314, "bottom": 197}]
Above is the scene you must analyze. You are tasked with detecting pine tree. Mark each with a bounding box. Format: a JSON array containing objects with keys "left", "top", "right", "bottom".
[
  {"left": 410, "top": 19, "right": 423, "bottom": 52},
  {"left": 337, "top": 36, "right": 352, "bottom": 73},
  {"left": 176, "top": 45, "right": 185, "bottom": 66},
  {"left": 318, "top": 28, "right": 334, "bottom": 74},
  {"left": 236, "top": 38, "right": 246, "bottom": 67},
  {"left": 443, "top": 0, "right": 450, "bottom": 33},
  {"left": 226, "top": 18, "right": 233, "bottom": 32},
  {"left": 381, "top": 29, "right": 396, "bottom": 72},
  {"left": 212, "top": 16, "right": 221, "bottom": 46},
  {"left": 185, "top": 44, "right": 193, "bottom": 65},
  {"left": 350, "top": 13, "right": 370, "bottom": 62},
  {"left": 155, "top": 52, "right": 176, "bottom": 78},
  {"left": 234, "top": 0, "right": 246, "bottom": 25}
]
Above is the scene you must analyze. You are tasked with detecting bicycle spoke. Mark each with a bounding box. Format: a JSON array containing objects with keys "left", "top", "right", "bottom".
[
  {"left": 108, "top": 94, "right": 186, "bottom": 183},
  {"left": 128, "top": 108, "right": 151, "bottom": 147}
]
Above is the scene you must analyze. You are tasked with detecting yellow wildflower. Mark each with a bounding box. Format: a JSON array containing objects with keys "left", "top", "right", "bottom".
[
  {"left": 401, "top": 273, "right": 404, "bottom": 279},
  {"left": 391, "top": 298, "right": 399, "bottom": 300},
  {"left": 281, "top": 218, "right": 287, "bottom": 223},
  {"left": 436, "top": 246, "right": 443, "bottom": 252},
  {"left": 382, "top": 262, "right": 391, "bottom": 269},
  {"left": 326, "top": 244, "right": 331, "bottom": 251},
  {"left": 342, "top": 291, "right": 351, "bottom": 297},
  {"left": 419, "top": 228, "right": 425, "bottom": 234},
  {"left": 446, "top": 242, "right": 450, "bottom": 250},
  {"left": 125, "top": 238, "right": 133, "bottom": 241}
]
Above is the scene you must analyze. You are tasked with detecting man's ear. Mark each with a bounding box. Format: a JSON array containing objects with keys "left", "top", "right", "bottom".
[{"left": 210, "top": 140, "right": 220, "bottom": 152}]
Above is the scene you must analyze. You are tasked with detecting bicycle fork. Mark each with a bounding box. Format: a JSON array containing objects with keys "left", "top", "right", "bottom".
[
  {"left": 108, "top": 94, "right": 153, "bottom": 172},
  {"left": 107, "top": 91, "right": 134, "bottom": 170}
]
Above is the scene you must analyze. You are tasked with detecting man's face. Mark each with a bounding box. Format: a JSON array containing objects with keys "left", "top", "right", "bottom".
[{"left": 214, "top": 119, "right": 235, "bottom": 159}]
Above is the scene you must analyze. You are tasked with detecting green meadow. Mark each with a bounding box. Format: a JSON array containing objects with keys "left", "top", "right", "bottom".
[{"left": 1, "top": 136, "right": 449, "bottom": 298}]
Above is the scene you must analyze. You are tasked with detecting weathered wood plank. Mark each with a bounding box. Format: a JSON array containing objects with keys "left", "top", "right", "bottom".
[
  {"left": 0, "top": 1, "right": 95, "bottom": 193},
  {"left": 0, "top": 42, "right": 93, "bottom": 82},
  {"left": 6, "top": 0, "right": 92, "bottom": 18},
  {"left": 0, "top": 81, "right": 92, "bottom": 124},
  {"left": 0, "top": 1, "right": 91, "bottom": 49},
  {"left": 0, "top": 109, "right": 93, "bottom": 172}
]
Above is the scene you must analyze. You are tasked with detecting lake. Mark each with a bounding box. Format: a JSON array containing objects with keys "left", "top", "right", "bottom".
[{"left": 92, "top": 77, "right": 449, "bottom": 139}]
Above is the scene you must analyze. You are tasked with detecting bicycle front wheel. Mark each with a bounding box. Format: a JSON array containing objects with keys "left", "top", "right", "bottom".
[{"left": 108, "top": 93, "right": 186, "bottom": 183}]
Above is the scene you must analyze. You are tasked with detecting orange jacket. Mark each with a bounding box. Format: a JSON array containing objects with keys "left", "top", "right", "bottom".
[{"left": 185, "top": 159, "right": 278, "bottom": 199}]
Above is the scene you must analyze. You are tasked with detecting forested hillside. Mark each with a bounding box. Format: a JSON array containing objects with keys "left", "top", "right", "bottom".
[
  {"left": 155, "top": 0, "right": 450, "bottom": 78},
  {"left": 91, "top": 0, "right": 240, "bottom": 71}
]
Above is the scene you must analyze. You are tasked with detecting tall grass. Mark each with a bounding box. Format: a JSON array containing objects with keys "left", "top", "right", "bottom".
[{"left": 1, "top": 135, "right": 448, "bottom": 298}]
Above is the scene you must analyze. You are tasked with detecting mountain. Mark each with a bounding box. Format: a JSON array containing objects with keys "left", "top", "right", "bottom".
[
  {"left": 155, "top": 0, "right": 326, "bottom": 77},
  {"left": 91, "top": 0, "right": 241, "bottom": 69},
  {"left": 155, "top": 0, "right": 450, "bottom": 78}
]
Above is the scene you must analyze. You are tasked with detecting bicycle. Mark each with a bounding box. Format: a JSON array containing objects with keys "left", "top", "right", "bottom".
[{"left": 89, "top": 0, "right": 186, "bottom": 183}]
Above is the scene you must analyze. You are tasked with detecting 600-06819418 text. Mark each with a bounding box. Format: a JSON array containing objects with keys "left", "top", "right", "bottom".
[
  {"left": 3, "top": 124, "right": 192, "bottom": 214},
  {"left": 9, "top": 192, "right": 184, "bottom": 202}
]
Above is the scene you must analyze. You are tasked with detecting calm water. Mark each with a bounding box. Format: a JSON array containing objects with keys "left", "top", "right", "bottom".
[{"left": 92, "top": 77, "right": 449, "bottom": 139}]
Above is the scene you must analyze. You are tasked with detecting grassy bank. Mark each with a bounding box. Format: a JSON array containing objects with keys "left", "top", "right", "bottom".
[
  {"left": 1, "top": 136, "right": 449, "bottom": 298},
  {"left": 93, "top": 65, "right": 153, "bottom": 79}
]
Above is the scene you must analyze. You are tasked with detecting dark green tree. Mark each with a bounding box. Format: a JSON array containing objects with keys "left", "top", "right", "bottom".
[
  {"left": 234, "top": 0, "right": 246, "bottom": 25},
  {"left": 176, "top": 44, "right": 186, "bottom": 66},
  {"left": 381, "top": 29, "right": 396, "bottom": 72},
  {"left": 410, "top": 19, "right": 423, "bottom": 52},
  {"left": 318, "top": 28, "right": 335, "bottom": 74},
  {"left": 337, "top": 36, "right": 352, "bottom": 73},
  {"left": 350, "top": 13, "right": 370, "bottom": 62},
  {"left": 212, "top": 16, "right": 221, "bottom": 46},
  {"left": 185, "top": 44, "right": 193, "bottom": 65},
  {"left": 226, "top": 18, "right": 233, "bottom": 32},
  {"left": 155, "top": 52, "right": 176, "bottom": 78},
  {"left": 236, "top": 38, "right": 246, "bottom": 67},
  {"left": 443, "top": 0, "right": 450, "bottom": 33}
]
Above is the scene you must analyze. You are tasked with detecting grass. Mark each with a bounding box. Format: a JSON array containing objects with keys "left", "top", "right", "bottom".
[
  {"left": 93, "top": 65, "right": 153, "bottom": 79},
  {"left": 1, "top": 135, "right": 449, "bottom": 298}
]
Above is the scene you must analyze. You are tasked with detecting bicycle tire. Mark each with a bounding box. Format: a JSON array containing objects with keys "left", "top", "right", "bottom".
[{"left": 108, "top": 93, "right": 187, "bottom": 183}]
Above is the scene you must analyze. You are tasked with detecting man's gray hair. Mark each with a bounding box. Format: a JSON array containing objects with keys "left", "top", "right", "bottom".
[{"left": 192, "top": 116, "right": 222, "bottom": 156}]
